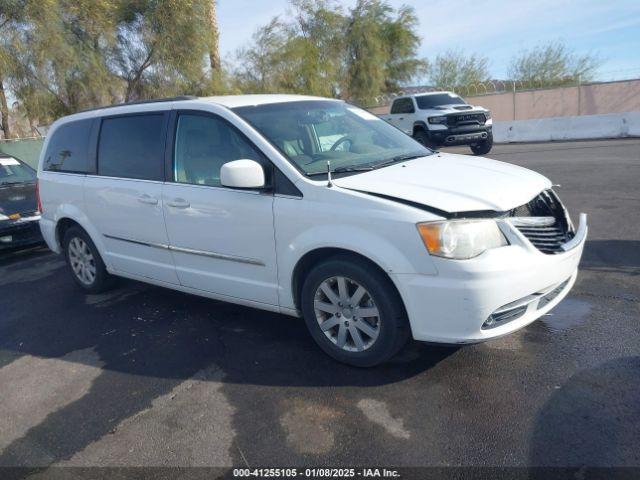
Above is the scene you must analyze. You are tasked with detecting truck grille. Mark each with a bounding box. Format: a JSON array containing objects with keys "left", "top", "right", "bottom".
[
  {"left": 447, "top": 113, "right": 486, "bottom": 126},
  {"left": 509, "top": 190, "right": 574, "bottom": 254}
]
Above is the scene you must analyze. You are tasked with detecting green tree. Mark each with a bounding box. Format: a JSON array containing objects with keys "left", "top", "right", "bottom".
[
  {"left": 233, "top": 0, "right": 347, "bottom": 97},
  {"left": 427, "top": 49, "right": 490, "bottom": 93},
  {"left": 0, "top": 0, "right": 28, "bottom": 138},
  {"left": 110, "top": 0, "right": 211, "bottom": 102},
  {"left": 345, "top": 0, "right": 425, "bottom": 105},
  {"left": 508, "top": 42, "right": 600, "bottom": 88},
  {"left": 233, "top": 0, "right": 426, "bottom": 105}
]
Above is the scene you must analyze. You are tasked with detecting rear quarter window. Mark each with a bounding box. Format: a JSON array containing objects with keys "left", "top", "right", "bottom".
[
  {"left": 390, "top": 98, "right": 414, "bottom": 114},
  {"left": 43, "top": 119, "right": 93, "bottom": 173},
  {"left": 97, "top": 114, "right": 166, "bottom": 181}
]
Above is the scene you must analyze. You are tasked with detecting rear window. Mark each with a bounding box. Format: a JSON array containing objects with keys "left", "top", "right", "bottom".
[
  {"left": 0, "top": 157, "right": 36, "bottom": 185},
  {"left": 98, "top": 114, "right": 166, "bottom": 181},
  {"left": 43, "top": 119, "right": 93, "bottom": 173},
  {"left": 416, "top": 93, "right": 466, "bottom": 109},
  {"left": 390, "top": 98, "right": 415, "bottom": 114}
]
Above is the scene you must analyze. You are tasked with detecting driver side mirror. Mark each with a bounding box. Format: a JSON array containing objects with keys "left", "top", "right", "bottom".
[{"left": 220, "top": 159, "right": 265, "bottom": 189}]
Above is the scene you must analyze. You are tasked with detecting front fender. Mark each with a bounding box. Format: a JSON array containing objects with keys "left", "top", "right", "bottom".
[{"left": 276, "top": 222, "right": 437, "bottom": 310}]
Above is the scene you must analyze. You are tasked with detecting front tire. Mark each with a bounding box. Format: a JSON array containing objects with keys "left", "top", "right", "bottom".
[
  {"left": 300, "top": 256, "right": 410, "bottom": 367},
  {"left": 413, "top": 129, "right": 437, "bottom": 149},
  {"left": 63, "top": 226, "right": 116, "bottom": 294},
  {"left": 470, "top": 132, "right": 493, "bottom": 155}
]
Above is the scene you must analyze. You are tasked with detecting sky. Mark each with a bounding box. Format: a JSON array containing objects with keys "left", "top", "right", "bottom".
[{"left": 217, "top": 0, "right": 640, "bottom": 82}]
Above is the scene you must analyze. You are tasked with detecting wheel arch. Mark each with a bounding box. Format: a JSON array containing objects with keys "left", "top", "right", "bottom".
[
  {"left": 413, "top": 121, "right": 428, "bottom": 134},
  {"left": 291, "top": 247, "right": 406, "bottom": 315},
  {"left": 51, "top": 207, "right": 108, "bottom": 265}
]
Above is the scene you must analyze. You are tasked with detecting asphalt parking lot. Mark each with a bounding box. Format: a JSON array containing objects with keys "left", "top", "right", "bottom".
[{"left": 1, "top": 139, "right": 639, "bottom": 474}]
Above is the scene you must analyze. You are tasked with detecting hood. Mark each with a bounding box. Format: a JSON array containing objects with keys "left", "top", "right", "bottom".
[
  {"left": 333, "top": 152, "right": 551, "bottom": 214},
  {"left": 0, "top": 181, "right": 38, "bottom": 216},
  {"left": 431, "top": 104, "right": 487, "bottom": 114}
]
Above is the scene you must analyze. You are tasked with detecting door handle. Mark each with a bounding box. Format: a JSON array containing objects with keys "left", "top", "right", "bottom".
[
  {"left": 167, "top": 198, "right": 190, "bottom": 209},
  {"left": 398, "top": 117, "right": 404, "bottom": 120},
  {"left": 137, "top": 194, "right": 158, "bottom": 205}
]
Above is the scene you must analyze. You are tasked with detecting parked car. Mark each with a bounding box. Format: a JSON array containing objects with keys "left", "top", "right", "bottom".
[
  {"left": 37, "top": 95, "right": 587, "bottom": 366},
  {"left": 0, "top": 154, "right": 42, "bottom": 250},
  {"left": 382, "top": 91, "right": 493, "bottom": 154}
]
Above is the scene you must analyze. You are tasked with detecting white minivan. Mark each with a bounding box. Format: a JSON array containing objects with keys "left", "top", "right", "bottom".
[{"left": 38, "top": 95, "right": 587, "bottom": 366}]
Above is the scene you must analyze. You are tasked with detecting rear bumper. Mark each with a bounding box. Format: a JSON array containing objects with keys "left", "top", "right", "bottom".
[
  {"left": 429, "top": 126, "right": 492, "bottom": 146},
  {"left": 0, "top": 217, "right": 43, "bottom": 250},
  {"left": 392, "top": 213, "right": 587, "bottom": 343}
]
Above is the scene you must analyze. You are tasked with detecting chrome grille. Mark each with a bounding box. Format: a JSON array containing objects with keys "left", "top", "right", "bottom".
[
  {"left": 514, "top": 222, "right": 569, "bottom": 254},
  {"left": 509, "top": 190, "right": 573, "bottom": 254},
  {"left": 537, "top": 278, "right": 571, "bottom": 310}
]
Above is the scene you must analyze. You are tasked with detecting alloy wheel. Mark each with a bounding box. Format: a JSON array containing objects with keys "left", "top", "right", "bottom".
[
  {"left": 68, "top": 237, "right": 96, "bottom": 286},
  {"left": 313, "top": 276, "right": 380, "bottom": 352}
]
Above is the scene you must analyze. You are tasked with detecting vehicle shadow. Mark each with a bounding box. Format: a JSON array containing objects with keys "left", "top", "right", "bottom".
[
  {"left": 0, "top": 244, "right": 49, "bottom": 268},
  {"left": 0, "top": 251, "right": 457, "bottom": 467},
  {"left": 581, "top": 239, "right": 640, "bottom": 275},
  {"left": 528, "top": 356, "right": 640, "bottom": 469}
]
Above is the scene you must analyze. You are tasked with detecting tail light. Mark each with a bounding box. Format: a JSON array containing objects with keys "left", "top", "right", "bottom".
[{"left": 36, "top": 180, "right": 43, "bottom": 214}]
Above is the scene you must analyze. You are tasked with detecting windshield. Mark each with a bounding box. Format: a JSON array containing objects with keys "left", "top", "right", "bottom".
[
  {"left": 416, "top": 93, "right": 466, "bottom": 109},
  {"left": 233, "top": 100, "right": 432, "bottom": 176},
  {"left": 0, "top": 157, "right": 36, "bottom": 185}
]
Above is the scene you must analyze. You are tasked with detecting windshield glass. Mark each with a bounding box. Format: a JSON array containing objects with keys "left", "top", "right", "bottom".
[
  {"left": 0, "top": 157, "right": 36, "bottom": 185},
  {"left": 233, "top": 101, "right": 432, "bottom": 176},
  {"left": 416, "top": 93, "right": 466, "bottom": 109}
]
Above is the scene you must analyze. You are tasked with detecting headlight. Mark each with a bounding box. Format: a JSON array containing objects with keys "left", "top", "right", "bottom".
[
  {"left": 0, "top": 214, "right": 9, "bottom": 221},
  {"left": 428, "top": 116, "right": 447, "bottom": 124},
  {"left": 417, "top": 220, "right": 508, "bottom": 259},
  {"left": 484, "top": 111, "right": 491, "bottom": 120}
]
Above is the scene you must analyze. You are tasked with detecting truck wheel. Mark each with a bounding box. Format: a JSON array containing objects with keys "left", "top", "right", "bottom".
[
  {"left": 63, "top": 226, "right": 116, "bottom": 294},
  {"left": 413, "top": 129, "right": 436, "bottom": 149},
  {"left": 300, "top": 255, "right": 410, "bottom": 367},
  {"left": 470, "top": 132, "right": 493, "bottom": 155}
]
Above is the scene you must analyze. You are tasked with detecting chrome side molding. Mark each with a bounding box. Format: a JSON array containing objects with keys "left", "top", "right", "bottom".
[{"left": 103, "top": 234, "right": 265, "bottom": 266}]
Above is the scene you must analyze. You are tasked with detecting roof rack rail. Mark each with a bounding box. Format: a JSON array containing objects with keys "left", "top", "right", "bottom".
[{"left": 78, "top": 95, "right": 198, "bottom": 114}]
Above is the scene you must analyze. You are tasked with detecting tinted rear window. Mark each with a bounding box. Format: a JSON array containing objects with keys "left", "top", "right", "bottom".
[
  {"left": 416, "top": 93, "right": 466, "bottom": 109},
  {"left": 43, "top": 119, "right": 92, "bottom": 173},
  {"left": 98, "top": 114, "right": 166, "bottom": 180},
  {"left": 390, "top": 98, "right": 414, "bottom": 114}
]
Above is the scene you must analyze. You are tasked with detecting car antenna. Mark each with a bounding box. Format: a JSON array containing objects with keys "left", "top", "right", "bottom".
[{"left": 327, "top": 161, "right": 333, "bottom": 188}]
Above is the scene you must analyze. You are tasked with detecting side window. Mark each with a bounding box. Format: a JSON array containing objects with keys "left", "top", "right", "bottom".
[
  {"left": 391, "top": 98, "right": 414, "bottom": 114},
  {"left": 98, "top": 114, "right": 166, "bottom": 181},
  {"left": 401, "top": 98, "right": 414, "bottom": 113},
  {"left": 44, "top": 119, "right": 92, "bottom": 173},
  {"left": 173, "top": 113, "right": 264, "bottom": 187},
  {"left": 390, "top": 99, "right": 403, "bottom": 114}
]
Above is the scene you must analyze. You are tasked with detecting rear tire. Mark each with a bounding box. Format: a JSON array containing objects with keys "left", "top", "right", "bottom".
[
  {"left": 63, "top": 226, "right": 116, "bottom": 294},
  {"left": 300, "top": 255, "right": 410, "bottom": 367},
  {"left": 470, "top": 132, "right": 493, "bottom": 155}
]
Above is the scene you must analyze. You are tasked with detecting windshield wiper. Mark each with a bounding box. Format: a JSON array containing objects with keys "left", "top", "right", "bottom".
[
  {"left": 332, "top": 165, "right": 375, "bottom": 173},
  {"left": 366, "top": 152, "right": 429, "bottom": 170},
  {"left": 305, "top": 151, "right": 430, "bottom": 177},
  {"left": 306, "top": 165, "right": 374, "bottom": 176}
]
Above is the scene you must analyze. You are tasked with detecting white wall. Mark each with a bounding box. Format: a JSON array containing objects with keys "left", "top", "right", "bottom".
[{"left": 493, "top": 112, "right": 640, "bottom": 143}]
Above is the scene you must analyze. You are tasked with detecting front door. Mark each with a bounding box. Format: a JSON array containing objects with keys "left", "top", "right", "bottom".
[{"left": 162, "top": 110, "right": 279, "bottom": 305}]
